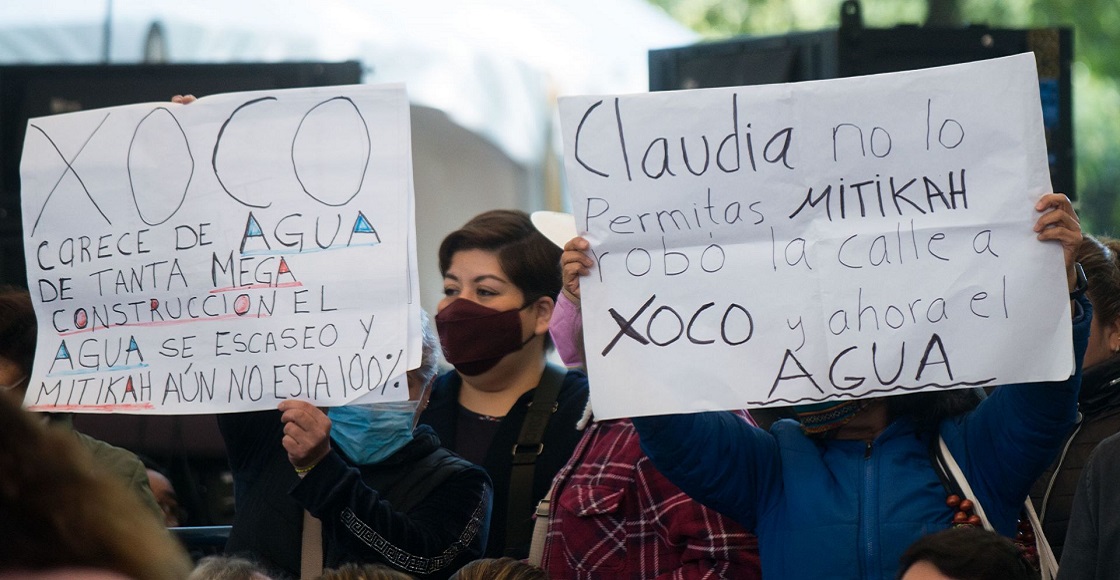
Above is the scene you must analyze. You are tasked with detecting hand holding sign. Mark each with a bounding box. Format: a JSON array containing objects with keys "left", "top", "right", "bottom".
[
  {"left": 561, "top": 236, "right": 593, "bottom": 303},
  {"left": 280, "top": 399, "right": 332, "bottom": 473},
  {"left": 1033, "top": 192, "right": 1083, "bottom": 290}
]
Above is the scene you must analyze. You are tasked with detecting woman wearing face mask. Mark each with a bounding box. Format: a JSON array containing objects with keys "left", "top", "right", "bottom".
[
  {"left": 218, "top": 313, "right": 492, "bottom": 580},
  {"left": 420, "top": 209, "right": 590, "bottom": 559}
]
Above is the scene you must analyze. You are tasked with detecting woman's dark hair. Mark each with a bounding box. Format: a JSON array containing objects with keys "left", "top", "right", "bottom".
[
  {"left": 1078, "top": 234, "right": 1120, "bottom": 328},
  {"left": 438, "top": 210, "right": 563, "bottom": 305},
  {"left": 887, "top": 389, "right": 983, "bottom": 434},
  {"left": 0, "top": 287, "right": 37, "bottom": 374},
  {"left": 897, "top": 526, "right": 1035, "bottom": 580}
]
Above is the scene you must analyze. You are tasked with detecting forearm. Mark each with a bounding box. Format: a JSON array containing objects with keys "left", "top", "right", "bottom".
[
  {"left": 292, "top": 452, "right": 490, "bottom": 575},
  {"left": 549, "top": 290, "right": 585, "bottom": 368},
  {"left": 634, "top": 411, "right": 773, "bottom": 530}
]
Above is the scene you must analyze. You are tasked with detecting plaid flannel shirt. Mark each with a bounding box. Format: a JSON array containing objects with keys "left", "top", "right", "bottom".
[{"left": 541, "top": 415, "right": 761, "bottom": 579}]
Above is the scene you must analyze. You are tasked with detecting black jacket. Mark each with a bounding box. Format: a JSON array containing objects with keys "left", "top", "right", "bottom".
[
  {"left": 220, "top": 411, "right": 492, "bottom": 580},
  {"left": 1030, "top": 357, "right": 1120, "bottom": 559},
  {"left": 1060, "top": 431, "right": 1120, "bottom": 579},
  {"left": 420, "top": 367, "right": 589, "bottom": 558}
]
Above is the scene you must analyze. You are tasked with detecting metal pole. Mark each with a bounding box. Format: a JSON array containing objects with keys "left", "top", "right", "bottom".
[{"left": 102, "top": 0, "right": 113, "bottom": 63}]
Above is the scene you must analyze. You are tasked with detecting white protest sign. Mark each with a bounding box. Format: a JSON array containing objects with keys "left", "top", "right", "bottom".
[
  {"left": 20, "top": 83, "right": 420, "bottom": 414},
  {"left": 559, "top": 53, "right": 1072, "bottom": 420}
]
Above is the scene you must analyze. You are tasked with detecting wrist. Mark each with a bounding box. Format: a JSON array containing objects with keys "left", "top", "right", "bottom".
[
  {"left": 561, "top": 287, "right": 581, "bottom": 307},
  {"left": 1069, "top": 262, "right": 1087, "bottom": 299},
  {"left": 294, "top": 455, "right": 323, "bottom": 476}
]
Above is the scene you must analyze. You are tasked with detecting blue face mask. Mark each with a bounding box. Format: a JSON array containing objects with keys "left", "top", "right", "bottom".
[{"left": 328, "top": 400, "right": 419, "bottom": 466}]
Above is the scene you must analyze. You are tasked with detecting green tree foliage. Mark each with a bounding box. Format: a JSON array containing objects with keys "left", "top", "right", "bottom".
[{"left": 648, "top": 0, "right": 1120, "bottom": 234}]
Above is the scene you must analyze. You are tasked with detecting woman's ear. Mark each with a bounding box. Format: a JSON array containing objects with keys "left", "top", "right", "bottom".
[
  {"left": 531, "top": 296, "right": 555, "bottom": 336},
  {"left": 1108, "top": 317, "right": 1120, "bottom": 353}
]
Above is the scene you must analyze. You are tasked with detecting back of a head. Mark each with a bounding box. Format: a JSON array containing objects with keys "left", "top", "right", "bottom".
[
  {"left": 449, "top": 558, "right": 549, "bottom": 580},
  {"left": 0, "top": 395, "right": 191, "bottom": 580},
  {"left": 316, "top": 562, "right": 414, "bottom": 580},
  {"left": 410, "top": 309, "right": 442, "bottom": 388},
  {"left": 186, "top": 556, "right": 272, "bottom": 580},
  {"left": 897, "top": 527, "right": 1034, "bottom": 580},
  {"left": 438, "top": 210, "right": 563, "bottom": 304},
  {"left": 1077, "top": 234, "right": 1120, "bottom": 326}
]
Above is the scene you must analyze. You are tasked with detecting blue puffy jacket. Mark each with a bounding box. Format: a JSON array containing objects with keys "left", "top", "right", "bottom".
[{"left": 635, "top": 296, "right": 1091, "bottom": 580}]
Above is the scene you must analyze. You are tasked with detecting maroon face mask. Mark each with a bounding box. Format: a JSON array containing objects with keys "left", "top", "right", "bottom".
[{"left": 435, "top": 298, "right": 532, "bottom": 376}]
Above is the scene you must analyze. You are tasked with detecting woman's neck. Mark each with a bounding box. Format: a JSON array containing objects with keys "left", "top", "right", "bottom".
[{"left": 458, "top": 342, "right": 547, "bottom": 417}]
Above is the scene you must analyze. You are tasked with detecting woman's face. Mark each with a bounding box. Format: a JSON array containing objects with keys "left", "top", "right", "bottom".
[
  {"left": 439, "top": 248, "right": 526, "bottom": 313},
  {"left": 437, "top": 248, "right": 550, "bottom": 344}
]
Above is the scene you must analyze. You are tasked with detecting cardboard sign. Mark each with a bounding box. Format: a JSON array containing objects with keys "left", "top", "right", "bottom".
[
  {"left": 20, "top": 84, "right": 420, "bottom": 414},
  {"left": 559, "top": 54, "right": 1071, "bottom": 419}
]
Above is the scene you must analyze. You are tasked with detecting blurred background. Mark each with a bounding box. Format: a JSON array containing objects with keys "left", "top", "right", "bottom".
[{"left": 0, "top": 0, "right": 1111, "bottom": 531}]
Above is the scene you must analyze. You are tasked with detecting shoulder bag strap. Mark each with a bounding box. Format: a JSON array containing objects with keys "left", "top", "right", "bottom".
[
  {"left": 935, "top": 435, "right": 1058, "bottom": 580},
  {"left": 505, "top": 363, "right": 566, "bottom": 556},
  {"left": 526, "top": 482, "right": 555, "bottom": 566},
  {"left": 935, "top": 435, "right": 994, "bottom": 531},
  {"left": 1022, "top": 494, "right": 1059, "bottom": 580}
]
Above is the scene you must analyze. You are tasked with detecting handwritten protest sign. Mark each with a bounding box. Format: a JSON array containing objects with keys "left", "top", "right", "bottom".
[
  {"left": 19, "top": 83, "right": 420, "bottom": 414},
  {"left": 559, "top": 53, "right": 1072, "bottom": 420}
]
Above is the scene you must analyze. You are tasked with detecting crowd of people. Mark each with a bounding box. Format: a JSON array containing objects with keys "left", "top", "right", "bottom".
[{"left": 2, "top": 96, "right": 1118, "bottom": 580}]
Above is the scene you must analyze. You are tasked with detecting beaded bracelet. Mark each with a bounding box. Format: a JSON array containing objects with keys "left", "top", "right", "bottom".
[{"left": 294, "top": 461, "right": 319, "bottom": 475}]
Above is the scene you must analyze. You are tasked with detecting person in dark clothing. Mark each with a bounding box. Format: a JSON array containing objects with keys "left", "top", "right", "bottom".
[
  {"left": 219, "top": 313, "right": 491, "bottom": 580},
  {"left": 421, "top": 210, "right": 589, "bottom": 558},
  {"left": 561, "top": 194, "right": 1087, "bottom": 579},
  {"left": 1059, "top": 430, "right": 1120, "bottom": 579},
  {"left": 1030, "top": 234, "right": 1120, "bottom": 559}
]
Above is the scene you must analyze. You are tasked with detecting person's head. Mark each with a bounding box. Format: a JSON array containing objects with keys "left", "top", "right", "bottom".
[
  {"left": 144, "top": 466, "right": 182, "bottom": 528},
  {"left": 405, "top": 309, "right": 442, "bottom": 415},
  {"left": 186, "top": 556, "right": 272, "bottom": 580},
  {"left": 0, "top": 288, "right": 36, "bottom": 402},
  {"left": 1077, "top": 235, "right": 1120, "bottom": 369},
  {"left": 449, "top": 558, "right": 549, "bottom": 580},
  {"left": 316, "top": 562, "right": 414, "bottom": 580},
  {"left": 435, "top": 210, "right": 562, "bottom": 378},
  {"left": 896, "top": 527, "right": 1034, "bottom": 580},
  {"left": 793, "top": 389, "right": 981, "bottom": 439},
  {"left": 0, "top": 395, "right": 191, "bottom": 580}
]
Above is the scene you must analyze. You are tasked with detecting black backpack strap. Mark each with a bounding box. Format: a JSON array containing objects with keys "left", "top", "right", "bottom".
[{"left": 504, "top": 363, "right": 566, "bottom": 556}]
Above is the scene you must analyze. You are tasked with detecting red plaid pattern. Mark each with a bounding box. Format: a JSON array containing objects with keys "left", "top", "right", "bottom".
[{"left": 541, "top": 415, "right": 761, "bottom": 579}]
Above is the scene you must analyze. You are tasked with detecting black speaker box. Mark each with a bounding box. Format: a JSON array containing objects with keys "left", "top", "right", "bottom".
[{"left": 0, "top": 60, "right": 363, "bottom": 286}]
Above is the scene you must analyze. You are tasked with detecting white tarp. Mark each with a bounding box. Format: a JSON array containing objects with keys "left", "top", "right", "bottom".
[
  {"left": 560, "top": 54, "right": 1072, "bottom": 420},
  {"left": 20, "top": 83, "right": 420, "bottom": 414},
  {"left": 0, "top": 0, "right": 698, "bottom": 167}
]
